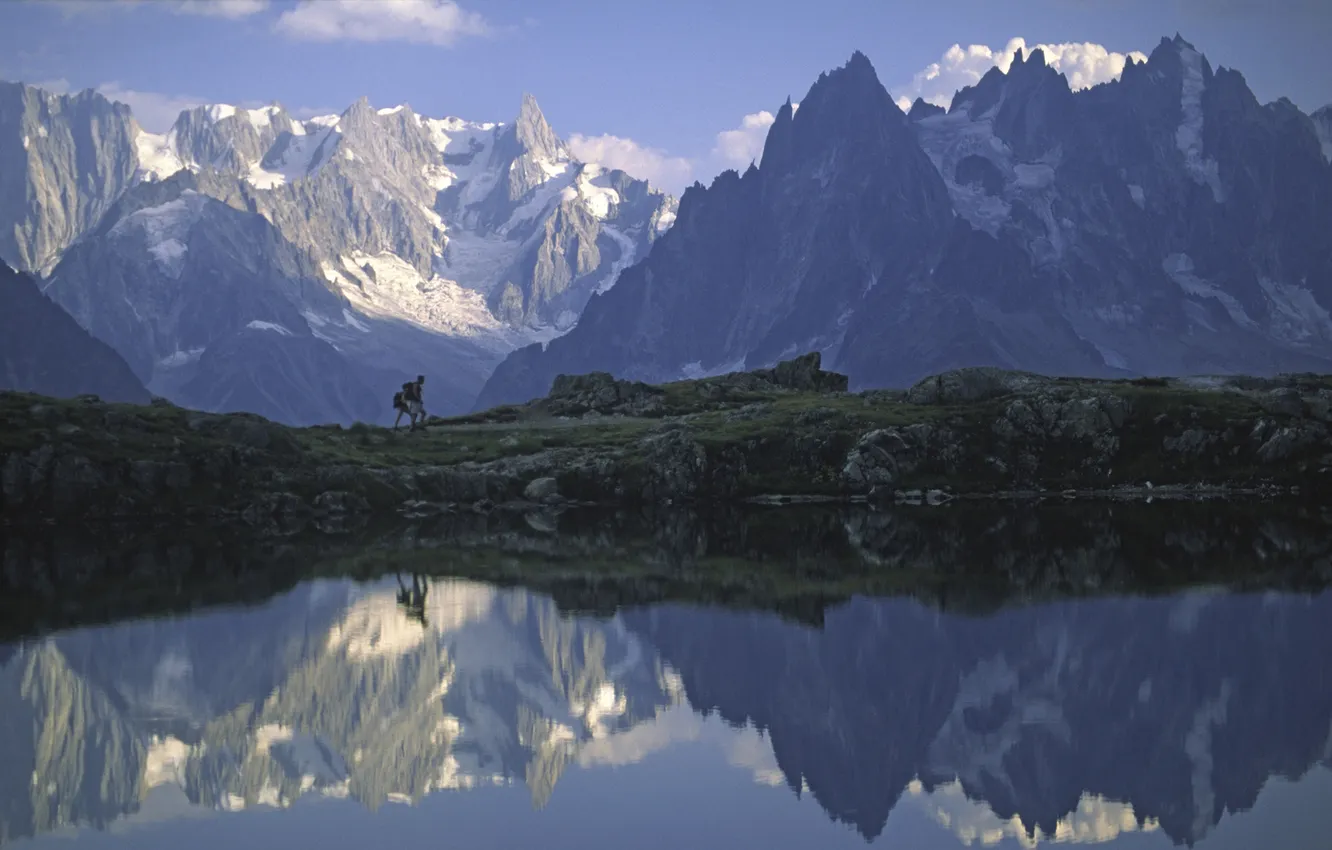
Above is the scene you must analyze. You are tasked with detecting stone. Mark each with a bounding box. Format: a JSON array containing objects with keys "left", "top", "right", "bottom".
[
  {"left": 906, "top": 367, "right": 1045, "bottom": 406},
  {"left": 1256, "top": 424, "right": 1328, "bottom": 463},
  {"left": 1164, "top": 428, "right": 1218, "bottom": 456},
  {"left": 524, "top": 477, "right": 560, "bottom": 502},
  {"left": 313, "top": 490, "right": 371, "bottom": 515},
  {"left": 843, "top": 428, "right": 914, "bottom": 489}
]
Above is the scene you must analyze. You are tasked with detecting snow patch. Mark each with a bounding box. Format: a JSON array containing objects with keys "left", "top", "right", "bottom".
[
  {"left": 423, "top": 164, "right": 454, "bottom": 191},
  {"left": 656, "top": 207, "right": 676, "bottom": 232},
  {"left": 1259, "top": 277, "right": 1332, "bottom": 344},
  {"left": 1317, "top": 117, "right": 1332, "bottom": 164},
  {"left": 332, "top": 253, "right": 502, "bottom": 338},
  {"left": 1013, "top": 162, "right": 1056, "bottom": 190},
  {"left": 158, "top": 348, "right": 204, "bottom": 368},
  {"left": 1164, "top": 253, "right": 1254, "bottom": 328},
  {"left": 575, "top": 165, "right": 621, "bottom": 220},
  {"left": 596, "top": 226, "right": 637, "bottom": 295},
  {"left": 377, "top": 105, "right": 406, "bottom": 116},
  {"left": 37, "top": 125, "right": 48, "bottom": 138},
  {"left": 1176, "top": 46, "right": 1225, "bottom": 203},
  {"left": 144, "top": 736, "right": 191, "bottom": 788},
  {"left": 134, "top": 129, "right": 186, "bottom": 182},
  {"left": 109, "top": 190, "right": 208, "bottom": 279},
  {"left": 245, "top": 106, "right": 280, "bottom": 130},
  {"left": 913, "top": 110, "right": 1014, "bottom": 235},
  {"left": 207, "top": 104, "right": 237, "bottom": 123},
  {"left": 21, "top": 135, "right": 28, "bottom": 150},
  {"left": 246, "top": 320, "right": 294, "bottom": 336},
  {"left": 245, "top": 124, "right": 338, "bottom": 189},
  {"left": 341, "top": 308, "right": 370, "bottom": 332}
]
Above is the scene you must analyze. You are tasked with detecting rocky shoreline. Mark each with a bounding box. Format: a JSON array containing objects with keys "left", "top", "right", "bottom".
[
  {"left": 4, "top": 500, "right": 1331, "bottom": 642},
  {"left": 3, "top": 354, "right": 1331, "bottom": 526}
]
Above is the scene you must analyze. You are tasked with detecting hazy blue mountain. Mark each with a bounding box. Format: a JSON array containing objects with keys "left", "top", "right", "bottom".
[
  {"left": 0, "top": 263, "right": 149, "bottom": 404},
  {"left": 478, "top": 37, "right": 1332, "bottom": 409}
]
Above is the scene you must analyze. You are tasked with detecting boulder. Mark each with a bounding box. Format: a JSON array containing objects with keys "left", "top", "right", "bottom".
[
  {"left": 752, "top": 352, "right": 849, "bottom": 392},
  {"left": 524, "top": 476, "right": 560, "bottom": 502},
  {"left": 843, "top": 428, "right": 914, "bottom": 489},
  {"left": 546, "top": 372, "right": 663, "bottom": 416},
  {"left": 906, "top": 367, "right": 1046, "bottom": 406}
]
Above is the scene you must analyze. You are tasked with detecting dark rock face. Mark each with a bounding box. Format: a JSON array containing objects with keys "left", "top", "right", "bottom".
[
  {"left": 544, "top": 371, "right": 665, "bottom": 417},
  {"left": 478, "top": 37, "right": 1332, "bottom": 408},
  {"left": 0, "top": 264, "right": 149, "bottom": 404},
  {"left": 624, "top": 584, "right": 1332, "bottom": 844}
]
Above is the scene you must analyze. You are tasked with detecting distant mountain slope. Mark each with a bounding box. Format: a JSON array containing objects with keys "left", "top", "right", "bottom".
[
  {"left": 0, "top": 263, "right": 149, "bottom": 404},
  {"left": 477, "top": 37, "right": 1332, "bottom": 409},
  {"left": 42, "top": 175, "right": 382, "bottom": 426},
  {"left": 0, "top": 82, "right": 675, "bottom": 422}
]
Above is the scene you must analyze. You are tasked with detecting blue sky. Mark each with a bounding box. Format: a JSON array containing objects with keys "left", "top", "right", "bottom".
[{"left": 3, "top": 0, "right": 1329, "bottom": 193}]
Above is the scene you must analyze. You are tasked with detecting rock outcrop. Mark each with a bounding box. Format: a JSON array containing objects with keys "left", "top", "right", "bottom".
[{"left": 3, "top": 359, "right": 1330, "bottom": 523}]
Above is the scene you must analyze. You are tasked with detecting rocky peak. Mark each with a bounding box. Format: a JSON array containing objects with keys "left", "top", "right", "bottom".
[
  {"left": 0, "top": 82, "right": 138, "bottom": 272},
  {"left": 906, "top": 97, "right": 946, "bottom": 121},
  {"left": 514, "top": 92, "right": 565, "bottom": 162},
  {"left": 758, "top": 96, "right": 796, "bottom": 172},
  {"left": 772, "top": 49, "right": 912, "bottom": 179}
]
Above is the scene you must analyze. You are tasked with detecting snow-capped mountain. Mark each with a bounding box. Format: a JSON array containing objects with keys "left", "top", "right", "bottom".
[
  {"left": 5, "top": 572, "right": 1329, "bottom": 846},
  {"left": 477, "top": 37, "right": 1332, "bottom": 408},
  {"left": 0, "top": 82, "right": 675, "bottom": 420},
  {"left": 0, "top": 577, "right": 676, "bottom": 843}
]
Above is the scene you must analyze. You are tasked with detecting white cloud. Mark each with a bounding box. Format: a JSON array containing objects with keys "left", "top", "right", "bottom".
[
  {"left": 892, "top": 37, "right": 1148, "bottom": 112},
  {"left": 171, "top": 0, "right": 269, "bottom": 18},
  {"left": 713, "top": 111, "right": 776, "bottom": 168},
  {"left": 39, "top": 0, "right": 267, "bottom": 18},
  {"left": 32, "top": 78, "right": 71, "bottom": 94},
  {"left": 275, "top": 0, "right": 488, "bottom": 46},
  {"left": 567, "top": 133, "right": 695, "bottom": 194},
  {"left": 710, "top": 104, "right": 799, "bottom": 169},
  {"left": 96, "top": 83, "right": 201, "bottom": 133}
]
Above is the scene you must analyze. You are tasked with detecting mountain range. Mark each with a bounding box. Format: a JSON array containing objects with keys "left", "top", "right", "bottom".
[
  {"left": 0, "top": 81, "right": 675, "bottom": 423},
  {"left": 2, "top": 575, "right": 1329, "bottom": 846},
  {"left": 477, "top": 36, "right": 1332, "bottom": 408},
  {"left": 3, "top": 34, "right": 1330, "bottom": 424}
]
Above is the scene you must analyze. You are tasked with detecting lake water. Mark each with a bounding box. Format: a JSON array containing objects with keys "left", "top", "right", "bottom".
[{"left": 2, "top": 503, "right": 1330, "bottom": 848}]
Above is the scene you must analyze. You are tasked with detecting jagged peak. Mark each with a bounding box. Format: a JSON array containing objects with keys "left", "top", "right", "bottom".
[
  {"left": 343, "top": 95, "right": 374, "bottom": 117},
  {"left": 907, "top": 97, "right": 946, "bottom": 121},
  {"left": 512, "top": 92, "right": 564, "bottom": 161}
]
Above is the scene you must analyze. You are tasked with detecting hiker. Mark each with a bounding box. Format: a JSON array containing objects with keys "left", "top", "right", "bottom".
[
  {"left": 393, "top": 375, "right": 427, "bottom": 430},
  {"left": 396, "top": 572, "right": 429, "bottom": 627}
]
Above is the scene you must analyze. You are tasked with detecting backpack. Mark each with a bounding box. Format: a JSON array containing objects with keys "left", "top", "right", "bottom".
[{"left": 393, "top": 391, "right": 404, "bottom": 409}]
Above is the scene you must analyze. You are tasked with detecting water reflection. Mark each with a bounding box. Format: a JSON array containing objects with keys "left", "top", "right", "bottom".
[{"left": 1, "top": 513, "right": 1331, "bottom": 847}]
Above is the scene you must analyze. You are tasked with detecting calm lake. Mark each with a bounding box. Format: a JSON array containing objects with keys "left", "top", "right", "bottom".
[{"left": 2, "top": 503, "right": 1330, "bottom": 848}]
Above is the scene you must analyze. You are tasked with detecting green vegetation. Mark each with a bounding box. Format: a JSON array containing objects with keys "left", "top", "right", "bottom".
[{"left": 2, "top": 360, "right": 1330, "bottom": 525}]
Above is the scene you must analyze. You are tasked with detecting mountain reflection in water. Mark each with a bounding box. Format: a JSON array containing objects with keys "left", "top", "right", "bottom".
[{"left": 1, "top": 505, "right": 1330, "bottom": 848}]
